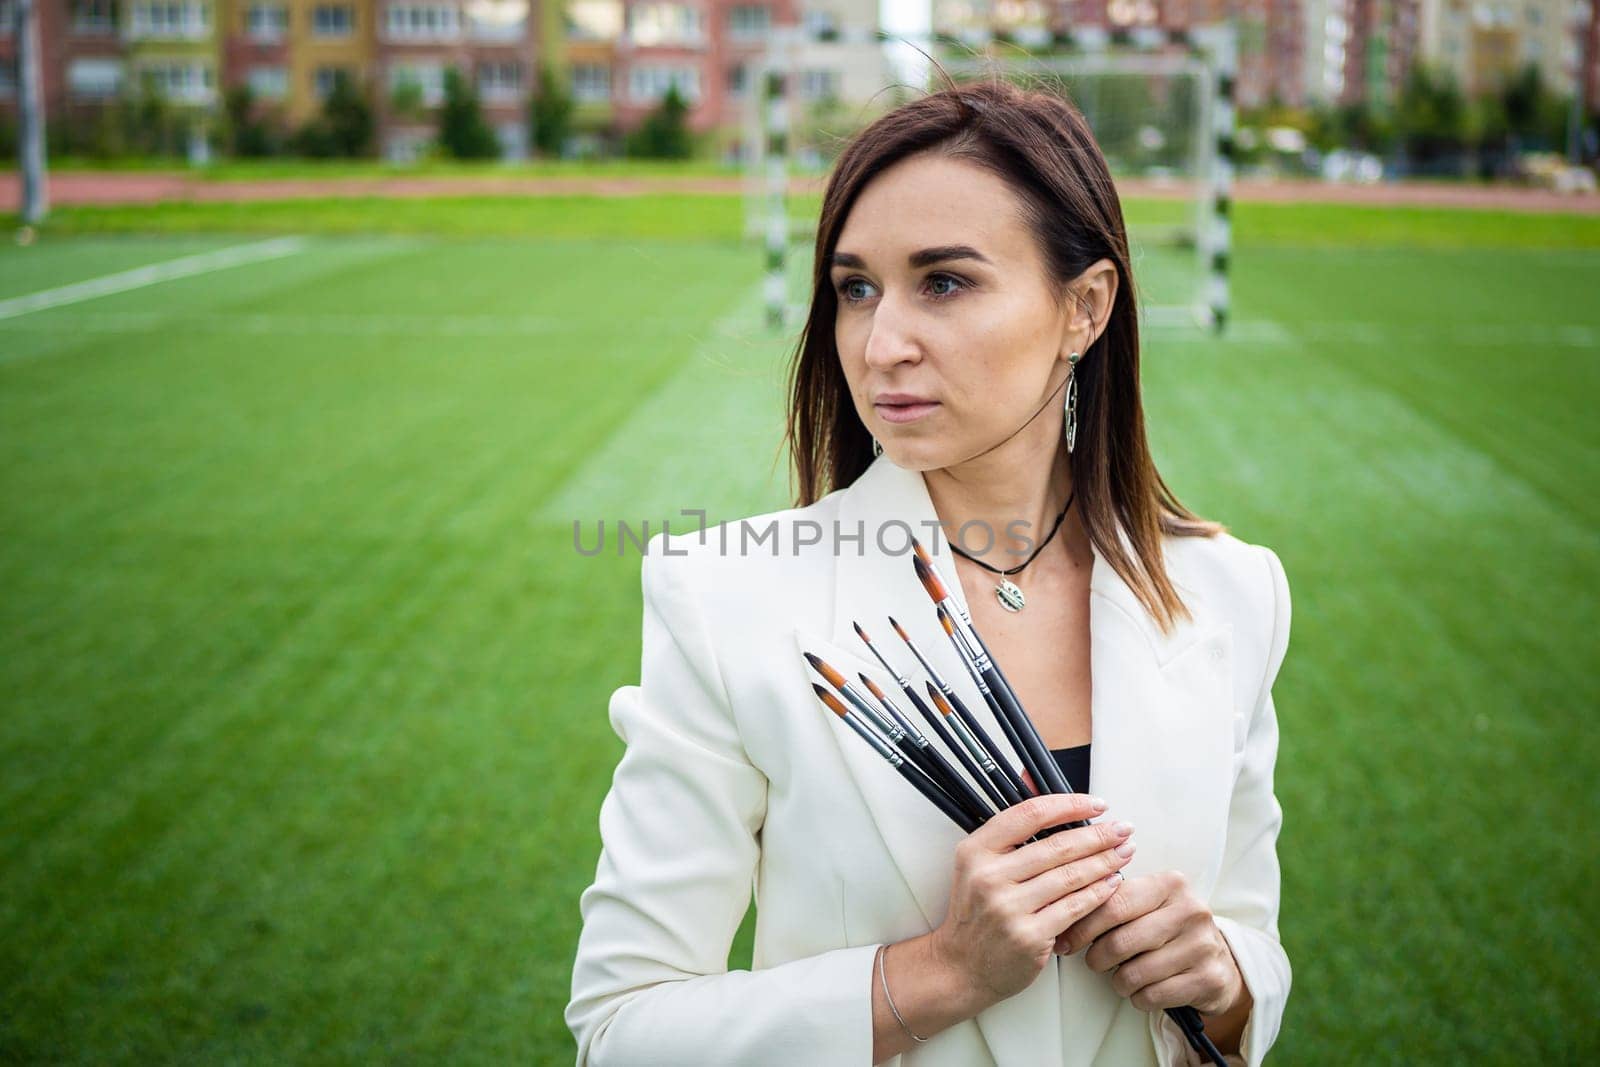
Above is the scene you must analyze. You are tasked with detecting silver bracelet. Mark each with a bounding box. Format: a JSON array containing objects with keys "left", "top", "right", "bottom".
[{"left": 877, "top": 943, "right": 928, "bottom": 1043}]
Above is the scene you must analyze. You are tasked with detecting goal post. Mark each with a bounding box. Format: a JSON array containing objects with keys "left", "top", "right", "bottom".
[{"left": 743, "top": 24, "right": 1238, "bottom": 336}]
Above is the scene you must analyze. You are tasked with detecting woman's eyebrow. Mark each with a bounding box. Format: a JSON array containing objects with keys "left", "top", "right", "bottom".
[{"left": 829, "top": 245, "right": 994, "bottom": 270}]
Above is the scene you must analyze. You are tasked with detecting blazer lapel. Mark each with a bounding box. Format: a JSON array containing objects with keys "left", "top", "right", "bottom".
[{"left": 793, "top": 455, "right": 1236, "bottom": 1067}]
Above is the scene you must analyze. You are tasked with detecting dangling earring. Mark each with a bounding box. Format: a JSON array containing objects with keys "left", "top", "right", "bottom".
[
  {"left": 871, "top": 435, "right": 884, "bottom": 457},
  {"left": 1064, "top": 350, "right": 1080, "bottom": 454}
]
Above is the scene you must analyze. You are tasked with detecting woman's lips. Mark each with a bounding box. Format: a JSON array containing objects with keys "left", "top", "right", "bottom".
[{"left": 875, "top": 401, "right": 940, "bottom": 424}]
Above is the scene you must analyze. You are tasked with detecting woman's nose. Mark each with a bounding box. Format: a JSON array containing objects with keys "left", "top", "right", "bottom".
[{"left": 862, "top": 296, "right": 922, "bottom": 370}]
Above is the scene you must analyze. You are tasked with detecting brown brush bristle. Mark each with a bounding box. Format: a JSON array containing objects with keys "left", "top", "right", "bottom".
[
  {"left": 937, "top": 605, "right": 956, "bottom": 635},
  {"left": 888, "top": 616, "right": 909, "bottom": 641},
  {"left": 852, "top": 620, "right": 872, "bottom": 644},
  {"left": 912, "top": 554, "right": 950, "bottom": 602},
  {"left": 910, "top": 537, "right": 934, "bottom": 566},
  {"left": 803, "top": 652, "right": 845, "bottom": 689},
  {"left": 811, "top": 683, "right": 849, "bottom": 717},
  {"left": 925, "top": 681, "right": 955, "bottom": 716},
  {"left": 858, "top": 674, "right": 886, "bottom": 700}
]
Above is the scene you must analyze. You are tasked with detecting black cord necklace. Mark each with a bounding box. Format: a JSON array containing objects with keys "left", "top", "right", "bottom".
[{"left": 947, "top": 489, "right": 1075, "bottom": 613}]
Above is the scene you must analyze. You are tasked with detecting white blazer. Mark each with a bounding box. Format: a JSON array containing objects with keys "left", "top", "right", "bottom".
[{"left": 567, "top": 453, "right": 1293, "bottom": 1067}]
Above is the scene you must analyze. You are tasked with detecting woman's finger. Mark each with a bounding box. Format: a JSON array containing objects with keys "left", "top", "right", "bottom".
[
  {"left": 1127, "top": 971, "right": 1209, "bottom": 1014},
  {"left": 1105, "top": 940, "right": 1209, "bottom": 1008},
  {"left": 1030, "top": 868, "right": 1125, "bottom": 940},
  {"left": 1000, "top": 817, "right": 1133, "bottom": 882},
  {"left": 1054, "top": 872, "right": 1168, "bottom": 953},
  {"left": 968, "top": 792, "right": 1107, "bottom": 852},
  {"left": 1082, "top": 905, "right": 1185, "bottom": 974},
  {"left": 1015, "top": 835, "right": 1136, "bottom": 912}
]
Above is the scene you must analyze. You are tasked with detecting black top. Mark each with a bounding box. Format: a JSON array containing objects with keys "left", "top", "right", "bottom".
[{"left": 1048, "top": 743, "right": 1092, "bottom": 796}]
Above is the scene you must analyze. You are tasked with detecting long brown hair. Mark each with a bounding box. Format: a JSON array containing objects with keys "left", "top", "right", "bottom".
[{"left": 782, "top": 74, "right": 1225, "bottom": 635}]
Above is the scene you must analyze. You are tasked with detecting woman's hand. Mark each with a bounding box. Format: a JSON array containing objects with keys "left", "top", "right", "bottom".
[
  {"left": 1053, "top": 870, "right": 1246, "bottom": 1016},
  {"left": 927, "top": 793, "right": 1138, "bottom": 1012}
]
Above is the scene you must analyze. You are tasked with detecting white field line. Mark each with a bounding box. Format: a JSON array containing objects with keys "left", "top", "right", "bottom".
[
  {"left": 0, "top": 237, "right": 308, "bottom": 322},
  {"left": 0, "top": 308, "right": 753, "bottom": 338}
]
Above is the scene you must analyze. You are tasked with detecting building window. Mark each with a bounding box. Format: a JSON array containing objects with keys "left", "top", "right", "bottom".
[
  {"left": 387, "top": 60, "right": 444, "bottom": 105},
  {"left": 477, "top": 59, "right": 522, "bottom": 102},
  {"left": 628, "top": 63, "right": 700, "bottom": 103},
  {"left": 626, "top": 3, "right": 704, "bottom": 46},
  {"left": 138, "top": 59, "right": 215, "bottom": 101},
  {"left": 68, "top": 57, "right": 125, "bottom": 97},
  {"left": 383, "top": 2, "right": 461, "bottom": 40},
  {"left": 565, "top": 0, "right": 621, "bottom": 39},
  {"left": 0, "top": 0, "right": 14, "bottom": 37},
  {"left": 495, "top": 120, "right": 525, "bottom": 158},
  {"left": 570, "top": 61, "right": 611, "bottom": 101},
  {"left": 246, "top": 64, "right": 288, "bottom": 98},
  {"left": 245, "top": 2, "right": 287, "bottom": 39},
  {"left": 726, "top": 62, "right": 747, "bottom": 96},
  {"left": 311, "top": 3, "right": 354, "bottom": 36},
  {"left": 464, "top": 0, "right": 525, "bottom": 40},
  {"left": 798, "top": 67, "right": 838, "bottom": 100},
  {"left": 726, "top": 3, "right": 767, "bottom": 40},
  {"left": 314, "top": 65, "right": 351, "bottom": 98},
  {"left": 800, "top": 7, "right": 836, "bottom": 38},
  {"left": 71, "top": 0, "right": 118, "bottom": 35},
  {"left": 128, "top": 1, "right": 210, "bottom": 38}
]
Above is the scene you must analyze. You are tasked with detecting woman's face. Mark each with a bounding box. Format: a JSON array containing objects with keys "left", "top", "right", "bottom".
[{"left": 830, "top": 151, "right": 1110, "bottom": 471}]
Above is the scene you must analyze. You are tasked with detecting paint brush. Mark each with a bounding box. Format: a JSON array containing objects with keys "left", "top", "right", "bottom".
[
  {"left": 811, "top": 684, "right": 982, "bottom": 833},
  {"left": 853, "top": 620, "right": 1009, "bottom": 812},
  {"left": 923, "top": 682, "right": 1027, "bottom": 810},
  {"left": 804, "top": 652, "right": 975, "bottom": 821},
  {"left": 913, "top": 543, "right": 1075, "bottom": 798},
  {"left": 888, "top": 615, "right": 1031, "bottom": 801},
  {"left": 858, "top": 673, "right": 996, "bottom": 822},
  {"left": 912, "top": 543, "right": 1222, "bottom": 1063}
]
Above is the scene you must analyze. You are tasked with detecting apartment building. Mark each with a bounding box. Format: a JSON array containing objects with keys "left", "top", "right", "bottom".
[
  {"left": 933, "top": 0, "right": 1310, "bottom": 107},
  {"left": 373, "top": 0, "right": 539, "bottom": 159},
  {"left": 1416, "top": 0, "right": 1582, "bottom": 95},
  {"left": 0, "top": 0, "right": 123, "bottom": 117}
]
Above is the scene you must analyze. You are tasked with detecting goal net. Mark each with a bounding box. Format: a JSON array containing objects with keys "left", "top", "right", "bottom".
[{"left": 742, "top": 25, "right": 1237, "bottom": 335}]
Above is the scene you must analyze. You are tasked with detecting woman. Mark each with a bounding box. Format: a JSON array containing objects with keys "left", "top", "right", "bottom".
[{"left": 567, "top": 78, "right": 1292, "bottom": 1066}]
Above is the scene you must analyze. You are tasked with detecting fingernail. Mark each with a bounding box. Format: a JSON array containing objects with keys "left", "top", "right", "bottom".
[
  {"left": 1103, "top": 871, "right": 1124, "bottom": 887},
  {"left": 1088, "top": 795, "right": 1108, "bottom": 812},
  {"left": 1112, "top": 820, "right": 1134, "bottom": 837},
  {"left": 1115, "top": 840, "right": 1137, "bottom": 859}
]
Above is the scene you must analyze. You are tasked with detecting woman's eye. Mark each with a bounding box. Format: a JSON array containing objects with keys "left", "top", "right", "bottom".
[{"left": 835, "top": 273, "right": 966, "bottom": 304}]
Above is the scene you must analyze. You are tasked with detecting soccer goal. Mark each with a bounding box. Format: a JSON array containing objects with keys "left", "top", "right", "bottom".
[{"left": 743, "top": 24, "right": 1238, "bottom": 336}]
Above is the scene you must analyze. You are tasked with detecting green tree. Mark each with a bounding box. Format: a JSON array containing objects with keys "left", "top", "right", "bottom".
[
  {"left": 224, "top": 84, "right": 284, "bottom": 157},
  {"left": 529, "top": 64, "right": 574, "bottom": 157},
  {"left": 624, "top": 82, "right": 692, "bottom": 158},
  {"left": 1396, "top": 62, "right": 1466, "bottom": 165},
  {"left": 390, "top": 79, "right": 425, "bottom": 122},
  {"left": 294, "top": 72, "right": 374, "bottom": 157},
  {"left": 324, "top": 72, "right": 375, "bottom": 156},
  {"left": 438, "top": 66, "right": 501, "bottom": 159}
]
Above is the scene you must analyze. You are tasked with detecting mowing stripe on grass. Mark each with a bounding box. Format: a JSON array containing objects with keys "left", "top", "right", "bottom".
[
  {"left": 535, "top": 280, "right": 794, "bottom": 529},
  {"left": 0, "top": 236, "right": 307, "bottom": 322},
  {"left": 0, "top": 308, "right": 713, "bottom": 338}
]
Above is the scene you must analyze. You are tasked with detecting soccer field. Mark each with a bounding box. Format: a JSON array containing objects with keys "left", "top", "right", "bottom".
[{"left": 1, "top": 207, "right": 1596, "bottom": 1062}]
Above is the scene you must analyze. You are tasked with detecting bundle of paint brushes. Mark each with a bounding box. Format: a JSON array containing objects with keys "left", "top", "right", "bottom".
[{"left": 803, "top": 537, "right": 1227, "bottom": 1066}]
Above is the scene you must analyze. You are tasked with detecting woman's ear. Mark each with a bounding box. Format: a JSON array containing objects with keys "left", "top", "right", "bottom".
[{"left": 1064, "top": 259, "right": 1118, "bottom": 355}]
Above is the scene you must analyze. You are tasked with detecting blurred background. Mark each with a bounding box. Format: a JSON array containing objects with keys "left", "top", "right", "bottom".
[{"left": 1, "top": 0, "right": 1597, "bottom": 1061}]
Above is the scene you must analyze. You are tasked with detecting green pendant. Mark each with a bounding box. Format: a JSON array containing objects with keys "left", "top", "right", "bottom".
[{"left": 996, "top": 579, "right": 1025, "bottom": 612}]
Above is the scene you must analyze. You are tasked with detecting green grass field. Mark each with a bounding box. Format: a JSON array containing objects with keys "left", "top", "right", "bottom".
[{"left": 1, "top": 196, "right": 1596, "bottom": 1063}]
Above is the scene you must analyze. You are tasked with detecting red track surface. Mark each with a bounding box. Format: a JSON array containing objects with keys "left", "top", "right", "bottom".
[{"left": 2, "top": 170, "right": 1597, "bottom": 213}]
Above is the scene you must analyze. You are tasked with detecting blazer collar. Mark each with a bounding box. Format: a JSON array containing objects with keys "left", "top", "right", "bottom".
[{"left": 792, "top": 453, "right": 1236, "bottom": 1067}]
